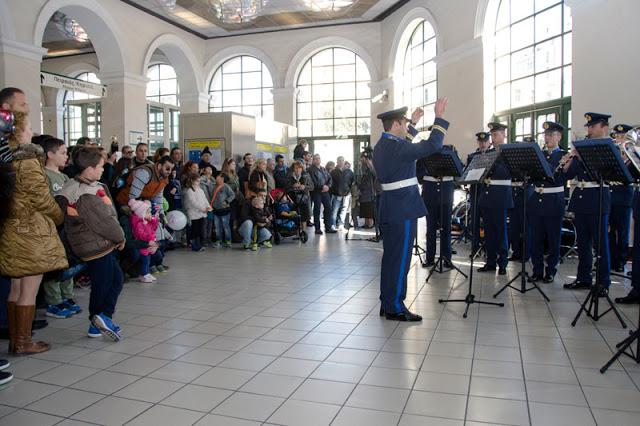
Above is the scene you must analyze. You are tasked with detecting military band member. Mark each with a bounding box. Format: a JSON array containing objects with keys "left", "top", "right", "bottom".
[
  {"left": 373, "top": 99, "right": 449, "bottom": 321},
  {"left": 609, "top": 124, "right": 634, "bottom": 272},
  {"left": 477, "top": 122, "right": 513, "bottom": 275},
  {"left": 417, "top": 145, "right": 456, "bottom": 267},
  {"left": 616, "top": 183, "right": 640, "bottom": 304},
  {"left": 529, "top": 123, "right": 568, "bottom": 283},
  {"left": 508, "top": 136, "right": 535, "bottom": 262},
  {"left": 562, "top": 112, "right": 612, "bottom": 295},
  {"left": 466, "top": 132, "right": 491, "bottom": 255}
]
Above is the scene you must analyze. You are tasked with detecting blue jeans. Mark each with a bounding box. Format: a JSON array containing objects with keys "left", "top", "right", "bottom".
[
  {"left": 239, "top": 220, "right": 271, "bottom": 245},
  {"left": 86, "top": 250, "right": 123, "bottom": 319},
  {"left": 331, "top": 194, "right": 351, "bottom": 227},
  {"left": 214, "top": 214, "right": 231, "bottom": 242},
  {"left": 125, "top": 248, "right": 163, "bottom": 272},
  {"left": 312, "top": 191, "right": 332, "bottom": 231}
]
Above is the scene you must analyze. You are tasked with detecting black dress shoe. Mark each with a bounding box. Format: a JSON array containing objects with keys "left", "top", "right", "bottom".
[
  {"left": 498, "top": 267, "right": 507, "bottom": 275},
  {"left": 614, "top": 265, "right": 625, "bottom": 273},
  {"left": 563, "top": 280, "right": 591, "bottom": 290},
  {"left": 424, "top": 260, "right": 435, "bottom": 267},
  {"left": 443, "top": 259, "right": 453, "bottom": 268},
  {"left": 477, "top": 265, "right": 496, "bottom": 272},
  {"left": 379, "top": 308, "right": 386, "bottom": 316},
  {"left": 32, "top": 319, "right": 48, "bottom": 330},
  {"left": 315, "top": 229, "right": 323, "bottom": 235},
  {"left": 451, "top": 249, "right": 457, "bottom": 255},
  {"left": 597, "top": 288, "right": 609, "bottom": 298},
  {"left": 385, "top": 310, "right": 422, "bottom": 322},
  {"left": 326, "top": 228, "right": 337, "bottom": 234},
  {"left": 615, "top": 294, "right": 640, "bottom": 304},
  {"left": 543, "top": 274, "right": 555, "bottom": 283},
  {"left": 508, "top": 255, "right": 522, "bottom": 262},
  {"left": 529, "top": 274, "right": 544, "bottom": 283}
]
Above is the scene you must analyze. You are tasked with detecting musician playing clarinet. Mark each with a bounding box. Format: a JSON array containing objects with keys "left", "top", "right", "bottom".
[
  {"left": 562, "top": 112, "right": 612, "bottom": 296},
  {"left": 609, "top": 124, "right": 634, "bottom": 273},
  {"left": 529, "top": 122, "right": 568, "bottom": 283}
]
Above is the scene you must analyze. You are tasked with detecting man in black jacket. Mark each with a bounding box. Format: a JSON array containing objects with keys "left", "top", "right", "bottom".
[
  {"left": 293, "top": 139, "right": 308, "bottom": 161},
  {"left": 237, "top": 153, "right": 253, "bottom": 187},
  {"left": 273, "top": 154, "right": 289, "bottom": 189},
  {"left": 330, "top": 156, "right": 355, "bottom": 229},
  {"left": 308, "top": 154, "right": 336, "bottom": 234}
]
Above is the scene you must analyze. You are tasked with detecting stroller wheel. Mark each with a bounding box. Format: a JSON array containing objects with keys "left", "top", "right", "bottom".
[
  {"left": 274, "top": 232, "right": 281, "bottom": 245},
  {"left": 300, "top": 231, "right": 308, "bottom": 243}
]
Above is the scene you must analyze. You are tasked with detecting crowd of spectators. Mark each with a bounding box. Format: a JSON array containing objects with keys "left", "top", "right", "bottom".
[{"left": 0, "top": 87, "right": 381, "bottom": 386}]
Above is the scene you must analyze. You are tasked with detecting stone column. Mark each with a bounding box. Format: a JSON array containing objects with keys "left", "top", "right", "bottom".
[
  {"left": 369, "top": 78, "right": 393, "bottom": 144},
  {"left": 272, "top": 87, "right": 297, "bottom": 126},
  {"left": 178, "top": 92, "right": 209, "bottom": 114},
  {"left": 0, "top": 37, "right": 47, "bottom": 131},
  {"left": 98, "top": 71, "right": 148, "bottom": 149}
]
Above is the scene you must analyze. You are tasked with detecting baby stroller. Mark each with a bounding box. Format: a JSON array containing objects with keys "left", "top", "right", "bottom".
[{"left": 270, "top": 189, "right": 308, "bottom": 244}]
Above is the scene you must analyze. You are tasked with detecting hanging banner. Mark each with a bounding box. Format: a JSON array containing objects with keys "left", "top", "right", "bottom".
[{"left": 40, "top": 71, "right": 107, "bottom": 97}]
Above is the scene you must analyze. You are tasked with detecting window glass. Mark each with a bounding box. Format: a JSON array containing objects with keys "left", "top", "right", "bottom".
[
  {"left": 146, "top": 64, "right": 179, "bottom": 106},
  {"left": 296, "top": 47, "right": 371, "bottom": 137}
]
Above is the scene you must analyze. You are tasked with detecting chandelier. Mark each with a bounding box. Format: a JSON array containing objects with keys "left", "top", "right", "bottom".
[
  {"left": 52, "top": 12, "right": 89, "bottom": 43},
  {"left": 211, "top": 0, "right": 269, "bottom": 24}
]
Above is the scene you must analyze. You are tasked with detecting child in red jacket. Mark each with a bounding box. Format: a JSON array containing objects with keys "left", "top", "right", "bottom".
[{"left": 128, "top": 199, "right": 158, "bottom": 283}]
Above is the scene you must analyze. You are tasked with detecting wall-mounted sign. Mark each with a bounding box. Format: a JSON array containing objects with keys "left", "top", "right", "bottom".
[{"left": 40, "top": 71, "right": 107, "bottom": 97}]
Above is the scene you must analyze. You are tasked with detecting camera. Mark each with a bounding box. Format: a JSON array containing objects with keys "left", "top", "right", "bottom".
[{"left": 362, "top": 146, "right": 373, "bottom": 160}]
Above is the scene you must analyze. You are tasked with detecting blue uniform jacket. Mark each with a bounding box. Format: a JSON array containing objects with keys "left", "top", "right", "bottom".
[
  {"left": 610, "top": 183, "right": 633, "bottom": 207},
  {"left": 416, "top": 150, "right": 456, "bottom": 207},
  {"left": 478, "top": 148, "right": 514, "bottom": 209},
  {"left": 528, "top": 148, "right": 567, "bottom": 217},
  {"left": 565, "top": 157, "right": 611, "bottom": 214},
  {"left": 373, "top": 118, "right": 449, "bottom": 224}
]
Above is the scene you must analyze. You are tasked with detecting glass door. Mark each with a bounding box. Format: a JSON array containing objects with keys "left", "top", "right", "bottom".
[{"left": 65, "top": 100, "right": 102, "bottom": 145}]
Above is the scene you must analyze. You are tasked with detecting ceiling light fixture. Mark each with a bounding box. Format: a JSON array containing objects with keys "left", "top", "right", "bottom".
[
  {"left": 210, "top": 0, "right": 269, "bottom": 24},
  {"left": 52, "top": 12, "right": 89, "bottom": 43},
  {"left": 305, "top": 1, "right": 354, "bottom": 12}
]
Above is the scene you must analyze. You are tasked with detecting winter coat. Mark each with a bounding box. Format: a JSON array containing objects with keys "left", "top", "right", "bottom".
[
  {"left": 130, "top": 214, "right": 158, "bottom": 256},
  {"left": 308, "top": 164, "right": 332, "bottom": 193},
  {"left": 56, "top": 176, "right": 125, "bottom": 261},
  {"left": 0, "top": 143, "right": 68, "bottom": 277},
  {"left": 183, "top": 186, "right": 209, "bottom": 221}
]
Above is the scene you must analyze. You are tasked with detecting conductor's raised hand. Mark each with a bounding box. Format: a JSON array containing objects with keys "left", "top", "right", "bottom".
[
  {"left": 434, "top": 98, "right": 449, "bottom": 119},
  {"left": 410, "top": 108, "right": 424, "bottom": 126}
]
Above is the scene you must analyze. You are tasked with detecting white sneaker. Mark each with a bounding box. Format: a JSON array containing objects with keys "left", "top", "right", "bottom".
[{"left": 141, "top": 274, "right": 155, "bottom": 283}]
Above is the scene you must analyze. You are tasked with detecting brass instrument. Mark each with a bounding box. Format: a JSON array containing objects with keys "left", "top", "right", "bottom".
[{"left": 621, "top": 126, "right": 640, "bottom": 178}]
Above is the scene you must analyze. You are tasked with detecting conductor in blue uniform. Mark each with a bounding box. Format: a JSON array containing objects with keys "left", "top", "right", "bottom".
[
  {"left": 562, "top": 112, "right": 612, "bottom": 295},
  {"left": 477, "top": 122, "right": 513, "bottom": 275},
  {"left": 417, "top": 145, "right": 457, "bottom": 267},
  {"left": 609, "top": 124, "right": 634, "bottom": 272},
  {"left": 529, "top": 122, "right": 568, "bottom": 283},
  {"left": 373, "top": 98, "right": 449, "bottom": 321}
]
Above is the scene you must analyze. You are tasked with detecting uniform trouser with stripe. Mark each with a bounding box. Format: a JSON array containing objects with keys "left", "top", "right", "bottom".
[
  {"left": 630, "top": 213, "right": 640, "bottom": 296},
  {"left": 529, "top": 213, "right": 563, "bottom": 277},
  {"left": 426, "top": 204, "right": 452, "bottom": 262},
  {"left": 608, "top": 205, "right": 631, "bottom": 269},
  {"left": 379, "top": 219, "right": 417, "bottom": 314},
  {"left": 575, "top": 213, "right": 611, "bottom": 288},
  {"left": 481, "top": 207, "right": 508, "bottom": 268},
  {"left": 509, "top": 204, "right": 530, "bottom": 258}
]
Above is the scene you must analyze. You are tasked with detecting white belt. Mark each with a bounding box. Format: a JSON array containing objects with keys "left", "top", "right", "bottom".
[
  {"left": 535, "top": 186, "right": 564, "bottom": 194},
  {"left": 486, "top": 179, "right": 512, "bottom": 186},
  {"left": 381, "top": 177, "right": 419, "bottom": 191},
  {"left": 423, "top": 176, "right": 454, "bottom": 182},
  {"left": 577, "top": 181, "right": 608, "bottom": 189}
]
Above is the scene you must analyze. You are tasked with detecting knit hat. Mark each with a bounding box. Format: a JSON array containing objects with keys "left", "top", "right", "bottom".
[{"left": 128, "top": 199, "right": 150, "bottom": 218}]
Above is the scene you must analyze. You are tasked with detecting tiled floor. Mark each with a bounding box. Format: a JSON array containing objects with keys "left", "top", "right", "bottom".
[{"left": 1, "top": 225, "right": 640, "bottom": 425}]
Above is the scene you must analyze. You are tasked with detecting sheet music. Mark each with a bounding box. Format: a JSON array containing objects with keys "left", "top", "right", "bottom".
[{"left": 466, "top": 168, "right": 485, "bottom": 182}]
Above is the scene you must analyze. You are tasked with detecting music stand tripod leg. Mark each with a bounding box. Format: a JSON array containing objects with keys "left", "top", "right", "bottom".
[{"left": 601, "top": 307, "right": 640, "bottom": 373}]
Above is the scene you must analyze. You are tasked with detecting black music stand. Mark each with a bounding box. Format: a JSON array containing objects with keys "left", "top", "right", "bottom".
[
  {"left": 571, "top": 139, "right": 631, "bottom": 328},
  {"left": 439, "top": 150, "right": 504, "bottom": 318},
  {"left": 492, "top": 143, "right": 552, "bottom": 301},
  {"left": 421, "top": 151, "right": 468, "bottom": 281}
]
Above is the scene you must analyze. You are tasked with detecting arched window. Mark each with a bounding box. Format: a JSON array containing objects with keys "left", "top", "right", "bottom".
[
  {"left": 296, "top": 47, "right": 371, "bottom": 138},
  {"left": 402, "top": 20, "right": 437, "bottom": 128},
  {"left": 146, "top": 63, "right": 179, "bottom": 106},
  {"left": 63, "top": 72, "right": 102, "bottom": 145},
  {"left": 208, "top": 55, "right": 274, "bottom": 120},
  {"left": 146, "top": 64, "right": 180, "bottom": 151},
  {"left": 493, "top": 0, "right": 572, "bottom": 143}
]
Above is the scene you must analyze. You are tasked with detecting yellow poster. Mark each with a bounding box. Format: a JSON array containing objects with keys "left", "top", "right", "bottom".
[
  {"left": 256, "top": 143, "right": 272, "bottom": 152},
  {"left": 274, "top": 146, "right": 287, "bottom": 153},
  {"left": 187, "top": 140, "right": 222, "bottom": 148}
]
